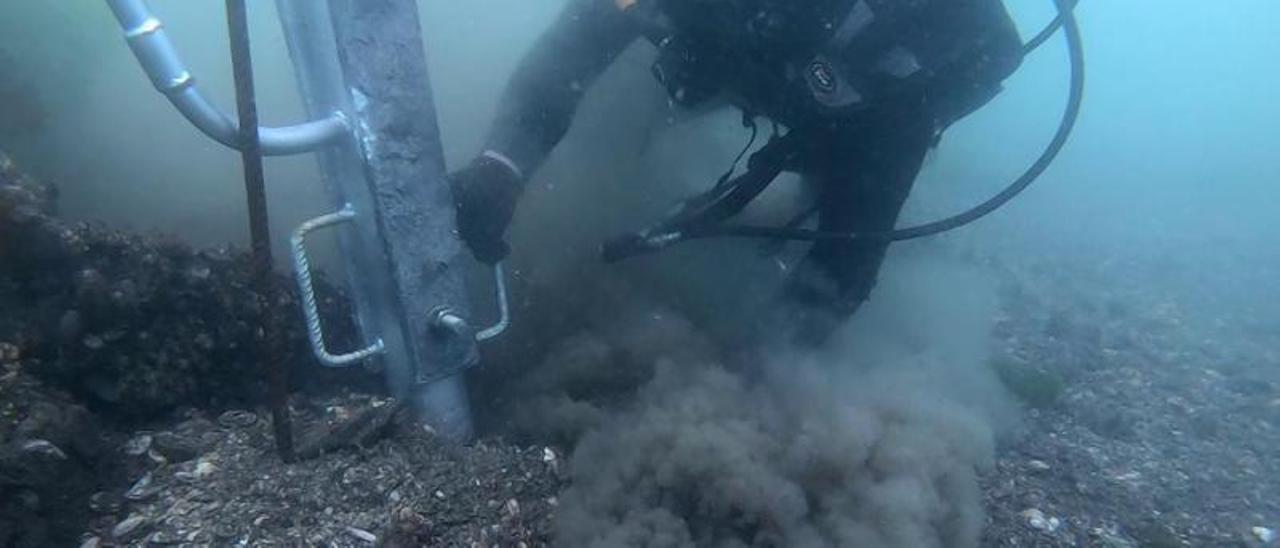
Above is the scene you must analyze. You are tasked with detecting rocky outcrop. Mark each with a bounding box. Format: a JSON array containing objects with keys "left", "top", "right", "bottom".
[{"left": 0, "top": 150, "right": 365, "bottom": 417}]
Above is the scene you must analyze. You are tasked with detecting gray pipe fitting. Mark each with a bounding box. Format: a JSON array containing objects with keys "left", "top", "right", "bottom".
[{"left": 106, "top": 0, "right": 348, "bottom": 155}]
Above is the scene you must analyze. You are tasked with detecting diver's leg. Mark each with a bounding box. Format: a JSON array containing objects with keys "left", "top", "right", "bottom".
[{"left": 771, "top": 127, "right": 935, "bottom": 347}]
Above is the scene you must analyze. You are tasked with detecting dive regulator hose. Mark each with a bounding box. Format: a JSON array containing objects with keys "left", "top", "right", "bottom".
[
  {"left": 660, "top": 0, "right": 1086, "bottom": 247},
  {"left": 1023, "top": 0, "right": 1079, "bottom": 56}
]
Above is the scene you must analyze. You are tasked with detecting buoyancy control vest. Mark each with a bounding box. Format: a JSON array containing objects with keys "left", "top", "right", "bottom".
[{"left": 640, "top": 0, "right": 1025, "bottom": 130}]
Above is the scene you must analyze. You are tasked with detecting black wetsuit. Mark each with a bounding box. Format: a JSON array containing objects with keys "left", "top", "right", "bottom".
[{"left": 485, "top": 0, "right": 1025, "bottom": 342}]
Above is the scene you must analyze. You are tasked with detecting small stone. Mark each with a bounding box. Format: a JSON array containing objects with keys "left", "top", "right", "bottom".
[
  {"left": 175, "top": 459, "right": 216, "bottom": 482},
  {"left": 146, "top": 530, "right": 185, "bottom": 545},
  {"left": 1113, "top": 471, "right": 1142, "bottom": 483},
  {"left": 78, "top": 536, "right": 102, "bottom": 548},
  {"left": 327, "top": 405, "right": 351, "bottom": 421},
  {"left": 112, "top": 514, "right": 148, "bottom": 541},
  {"left": 542, "top": 447, "right": 560, "bottom": 475},
  {"left": 1133, "top": 523, "right": 1181, "bottom": 547},
  {"left": 217, "top": 410, "right": 257, "bottom": 429},
  {"left": 345, "top": 526, "right": 377, "bottom": 544},
  {"left": 83, "top": 335, "right": 104, "bottom": 350},
  {"left": 1021, "top": 508, "right": 1061, "bottom": 533},
  {"left": 152, "top": 432, "right": 200, "bottom": 463},
  {"left": 211, "top": 522, "right": 239, "bottom": 539},
  {"left": 188, "top": 265, "right": 211, "bottom": 280},
  {"left": 88, "top": 491, "right": 122, "bottom": 514},
  {"left": 21, "top": 439, "right": 67, "bottom": 460},
  {"left": 503, "top": 498, "right": 520, "bottom": 519},
  {"left": 194, "top": 459, "right": 217, "bottom": 479},
  {"left": 1089, "top": 527, "right": 1136, "bottom": 548},
  {"left": 122, "top": 434, "right": 152, "bottom": 456},
  {"left": 1253, "top": 526, "right": 1276, "bottom": 543},
  {"left": 0, "top": 342, "right": 19, "bottom": 362},
  {"left": 1028, "top": 459, "right": 1051, "bottom": 472},
  {"left": 434, "top": 490, "right": 445, "bottom": 500},
  {"left": 125, "top": 472, "right": 159, "bottom": 501}
]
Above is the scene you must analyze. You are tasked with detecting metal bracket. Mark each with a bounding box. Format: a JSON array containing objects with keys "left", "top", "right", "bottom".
[
  {"left": 429, "top": 262, "right": 511, "bottom": 343},
  {"left": 415, "top": 262, "right": 510, "bottom": 385},
  {"left": 290, "top": 205, "right": 386, "bottom": 367}
]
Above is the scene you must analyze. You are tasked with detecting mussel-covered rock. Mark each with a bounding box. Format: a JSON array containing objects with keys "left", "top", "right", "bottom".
[
  {"left": 0, "top": 150, "right": 367, "bottom": 416},
  {"left": 0, "top": 367, "right": 108, "bottom": 547}
]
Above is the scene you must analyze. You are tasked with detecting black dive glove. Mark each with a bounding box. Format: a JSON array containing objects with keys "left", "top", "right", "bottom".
[{"left": 448, "top": 155, "right": 523, "bottom": 264}]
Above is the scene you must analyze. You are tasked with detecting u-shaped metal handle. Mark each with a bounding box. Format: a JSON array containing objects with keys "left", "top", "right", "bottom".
[
  {"left": 290, "top": 205, "right": 386, "bottom": 367},
  {"left": 475, "top": 262, "right": 510, "bottom": 342},
  {"left": 430, "top": 262, "right": 510, "bottom": 343}
]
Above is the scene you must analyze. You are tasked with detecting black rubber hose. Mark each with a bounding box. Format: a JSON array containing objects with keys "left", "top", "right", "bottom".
[
  {"left": 1023, "top": 0, "right": 1079, "bottom": 56},
  {"left": 690, "top": 0, "right": 1085, "bottom": 245}
]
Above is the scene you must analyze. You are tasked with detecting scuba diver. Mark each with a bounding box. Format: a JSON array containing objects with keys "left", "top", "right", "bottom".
[{"left": 449, "top": 0, "right": 1031, "bottom": 346}]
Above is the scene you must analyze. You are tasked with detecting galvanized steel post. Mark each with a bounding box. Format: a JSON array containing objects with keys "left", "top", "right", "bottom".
[{"left": 274, "top": 0, "right": 479, "bottom": 441}]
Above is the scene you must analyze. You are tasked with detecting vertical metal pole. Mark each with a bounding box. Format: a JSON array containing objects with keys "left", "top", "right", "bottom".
[
  {"left": 225, "top": 0, "right": 294, "bottom": 461},
  {"left": 326, "top": 0, "right": 477, "bottom": 441},
  {"left": 274, "top": 0, "right": 478, "bottom": 441}
]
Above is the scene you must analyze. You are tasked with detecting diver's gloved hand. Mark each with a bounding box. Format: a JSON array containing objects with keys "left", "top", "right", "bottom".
[{"left": 448, "top": 154, "right": 524, "bottom": 264}]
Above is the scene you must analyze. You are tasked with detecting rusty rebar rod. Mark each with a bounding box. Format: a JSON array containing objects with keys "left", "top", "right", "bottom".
[{"left": 225, "top": 0, "right": 294, "bottom": 462}]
